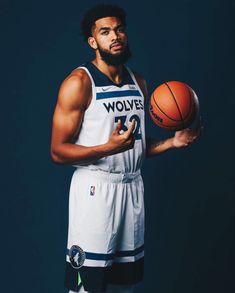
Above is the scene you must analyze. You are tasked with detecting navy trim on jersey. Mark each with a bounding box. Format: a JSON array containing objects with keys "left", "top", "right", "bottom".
[
  {"left": 115, "top": 244, "right": 144, "bottom": 257},
  {"left": 83, "top": 252, "right": 114, "bottom": 261},
  {"left": 96, "top": 90, "right": 141, "bottom": 100},
  {"left": 66, "top": 244, "right": 144, "bottom": 261}
]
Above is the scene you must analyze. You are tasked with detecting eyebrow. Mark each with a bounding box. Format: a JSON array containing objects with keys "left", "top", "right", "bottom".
[{"left": 99, "top": 24, "right": 124, "bottom": 32}]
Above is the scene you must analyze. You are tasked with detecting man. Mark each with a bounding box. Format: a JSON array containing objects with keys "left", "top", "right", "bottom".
[{"left": 50, "top": 4, "right": 202, "bottom": 293}]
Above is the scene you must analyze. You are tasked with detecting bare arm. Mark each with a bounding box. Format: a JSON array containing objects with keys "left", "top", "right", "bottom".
[
  {"left": 50, "top": 69, "right": 136, "bottom": 165},
  {"left": 134, "top": 72, "right": 202, "bottom": 158},
  {"left": 146, "top": 119, "right": 202, "bottom": 157}
]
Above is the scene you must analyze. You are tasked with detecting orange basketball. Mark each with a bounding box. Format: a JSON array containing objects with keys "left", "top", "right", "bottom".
[{"left": 149, "top": 81, "right": 199, "bottom": 131}]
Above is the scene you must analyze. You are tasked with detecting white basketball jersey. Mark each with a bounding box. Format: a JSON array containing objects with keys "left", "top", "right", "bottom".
[{"left": 73, "top": 61, "right": 146, "bottom": 173}]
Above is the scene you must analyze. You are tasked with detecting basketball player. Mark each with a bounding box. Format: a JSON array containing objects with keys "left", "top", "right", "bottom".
[{"left": 50, "top": 4, "right": 202, "bottom": 293}]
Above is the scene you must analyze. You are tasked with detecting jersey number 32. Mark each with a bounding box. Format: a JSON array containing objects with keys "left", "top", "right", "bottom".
[{"left": 115, "top": 114, "right": 141, "bottom": 140}]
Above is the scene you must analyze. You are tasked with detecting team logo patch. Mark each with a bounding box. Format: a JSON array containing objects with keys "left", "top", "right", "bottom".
[
  {"left": 129, "top": 85, "right": 136, "bottom": 90},
  {"left": 69, "top": 245, "right": 86, "bottom": 269},
  {"left": 90, "top": 185, "right": 95, "bottom": 196}
]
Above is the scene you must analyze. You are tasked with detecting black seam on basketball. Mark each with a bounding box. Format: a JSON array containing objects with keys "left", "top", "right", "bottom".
[
  {"left": 164, "top": 82, "right": 185, "bottom": 128},
  {"left": 149, "top": 107, "right": 183, "bottom": 129},
  {"left": 152, "top": 92, "right": 182, "bottom": 122}
]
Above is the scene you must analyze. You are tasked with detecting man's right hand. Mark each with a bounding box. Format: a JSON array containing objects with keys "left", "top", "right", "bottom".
[{"left": 105, "top": 119, "right": 136, "bottom": 155}]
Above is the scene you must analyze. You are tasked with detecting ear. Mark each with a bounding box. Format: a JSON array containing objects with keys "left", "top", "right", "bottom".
[{"left": 88, "top": 37, "right": 98, "bottom": 50}]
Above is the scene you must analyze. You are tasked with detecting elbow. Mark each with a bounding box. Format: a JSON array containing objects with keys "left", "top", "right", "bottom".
[{"left": 50, "top": 148, "right": 66, "bottom": 164}]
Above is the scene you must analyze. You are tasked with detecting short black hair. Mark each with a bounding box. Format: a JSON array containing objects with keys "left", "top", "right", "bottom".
[{"left": 80, "top": 4, "right": 126, "bottom": 41}]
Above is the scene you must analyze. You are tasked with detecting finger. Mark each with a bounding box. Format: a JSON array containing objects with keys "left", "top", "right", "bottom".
[
  {"left": 129, "top": 135, "right": 135, "bottom": 145},
  {"left": 114, "top": 119, "right": 122, "bottom": 133},
  {"left": 189, "top": 129, "right": 202, "bottom": 142},
  {"left": 180, "top": 128, "right": 191, "bottom": 136},
  {"left": 125, "top": 119, "right": 136, "bottom": 138},
  {"left": 188, "top": 124, "right": 201, "bottom": 136},
  {"left": 126, "top": 137, "right": 135, "bottom": 149}
]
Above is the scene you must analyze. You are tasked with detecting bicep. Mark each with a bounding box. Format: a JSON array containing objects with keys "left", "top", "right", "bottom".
[
  {"left": 52, "top": 103, "right": 84, "bottom": 145},
  {"left": 51, "top": 73, "right": 90, "bottom": 147}
]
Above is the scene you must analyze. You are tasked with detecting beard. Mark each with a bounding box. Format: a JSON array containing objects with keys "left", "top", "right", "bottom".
[{"left": 98, "top": 43, "right": 132, "bottom": 66}]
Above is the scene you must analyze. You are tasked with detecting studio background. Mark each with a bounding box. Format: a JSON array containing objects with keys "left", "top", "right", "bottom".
[{"left": 1, "top": 0, "right": 234, "bottom": 292}]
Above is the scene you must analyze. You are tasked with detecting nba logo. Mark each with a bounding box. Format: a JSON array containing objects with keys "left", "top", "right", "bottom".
[{"left": 90, "top": 186, "right": 95, "bottom": 196}]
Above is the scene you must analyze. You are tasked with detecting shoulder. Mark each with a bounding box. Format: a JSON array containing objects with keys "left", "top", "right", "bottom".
[
  {"left": 62, "top": 67, "right": 91, "bottom": 90},
  {"left": 57, "top": 68, "right": 92, "bottom": 110}
]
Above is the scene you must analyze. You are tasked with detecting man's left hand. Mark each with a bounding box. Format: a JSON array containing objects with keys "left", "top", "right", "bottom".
[{"left": 172, "top": 117, "right": 203, "bottom": 148}]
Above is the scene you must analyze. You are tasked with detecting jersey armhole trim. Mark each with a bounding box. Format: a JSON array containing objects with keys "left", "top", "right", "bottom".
[
  {"left": 125, "top": 66, "right": 145, "bottom": 101},
  {"left": 77, "top": 66, "right": 96, "bottom": 113},
  {"left": 125, "top": 66, "right": 147, "bottom": 158}
]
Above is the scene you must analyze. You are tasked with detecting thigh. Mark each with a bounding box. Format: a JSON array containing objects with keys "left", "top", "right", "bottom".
[
  {"left": 65, "top": 171, "right": 122, "bottom": 292},
  {"left": 106, "top": 176, "right": 145, "bottom": 286},
  {"left": 65, "top": 172, "right": 144, "bottom": 292},
  {"left": 67, "top": 171, "right": 119, "bottom": 264}
]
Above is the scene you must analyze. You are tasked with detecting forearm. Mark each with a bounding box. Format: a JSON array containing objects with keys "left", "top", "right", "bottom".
[
  {"left": 146, "top": 137, "right": 175, "bottom": 157},
  {"left": 51, "top": 142, "right": 113, "bottom": 165}
]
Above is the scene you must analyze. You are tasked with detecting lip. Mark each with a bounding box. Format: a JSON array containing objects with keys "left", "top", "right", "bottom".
[{"left": 111, "top": 43, "right": 124, "bottom": 49}]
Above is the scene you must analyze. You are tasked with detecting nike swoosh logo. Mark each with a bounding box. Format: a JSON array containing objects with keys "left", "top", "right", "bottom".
[{"left": 102, "top": 87, "right": 113, "bottom": 91}]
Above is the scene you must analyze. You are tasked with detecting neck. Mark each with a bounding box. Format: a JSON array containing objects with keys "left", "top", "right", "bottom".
[{"left": 92, "top": 57, "right": 124, "bottom": 85}]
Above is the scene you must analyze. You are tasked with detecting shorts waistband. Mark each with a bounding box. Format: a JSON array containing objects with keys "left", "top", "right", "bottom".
[{"left": 74, "top": 167, "right": 141, "bottom": 183}]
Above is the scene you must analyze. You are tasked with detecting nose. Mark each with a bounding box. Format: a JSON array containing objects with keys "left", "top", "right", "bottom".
[{"left": 110, "top": 30, "right": 119, "bottom": 41}]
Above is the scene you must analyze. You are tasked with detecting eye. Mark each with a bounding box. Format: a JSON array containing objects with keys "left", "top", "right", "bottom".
[
  {"left": 101, "top": 30, "right": 109, "bottom": 35},
  {"left": 117, "top": 26, "right": 126, "bottom": 33}
]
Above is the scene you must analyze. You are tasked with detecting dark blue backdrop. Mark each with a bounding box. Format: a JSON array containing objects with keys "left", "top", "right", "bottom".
[{"left": 1, "top": 0, "right": 234, "bottom": 292}]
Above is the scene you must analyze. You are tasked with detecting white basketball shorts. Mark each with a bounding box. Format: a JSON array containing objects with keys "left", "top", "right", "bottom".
[{"left": 64, "top": 167, "right": 145, "bottom": 292}]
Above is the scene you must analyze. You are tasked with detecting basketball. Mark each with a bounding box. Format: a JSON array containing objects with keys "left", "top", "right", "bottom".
[{"left": 149, "top": 81, "right": 199, "bottom": 131}]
